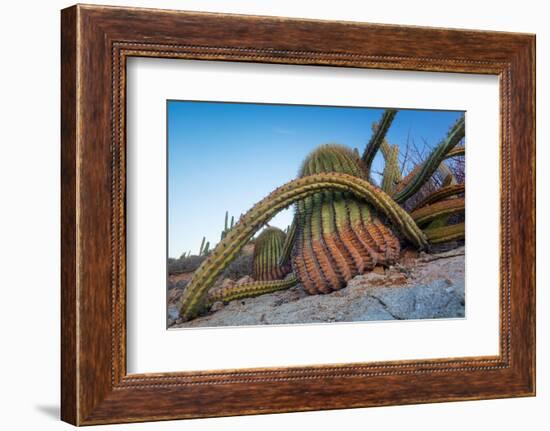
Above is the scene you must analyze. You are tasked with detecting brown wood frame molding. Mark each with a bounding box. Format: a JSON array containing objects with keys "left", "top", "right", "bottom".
[{"left": 61, "top": 4, "right": 535, "bottom": 426}]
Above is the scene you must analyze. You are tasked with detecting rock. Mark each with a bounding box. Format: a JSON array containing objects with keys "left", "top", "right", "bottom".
[
  {"left": 169, "top": 246, "right": 466, "bottom": 329},
  {"left": 167, "top": 286, "right": 185, "bottom": 305},
  {"left": 372, "top": 265, "right": 386, "bottom": 275},
  {"left": 167, "top": 306, "right": 180, "bottom": 321},
  {"left": 210, "top": 301, "right": 224, "bottom": 312},
  {"left": 388, "top": 273, "right": 408, "bottom": 285},
  {"left": 401, "top": 249, "right": 419, "bottom": 260}
]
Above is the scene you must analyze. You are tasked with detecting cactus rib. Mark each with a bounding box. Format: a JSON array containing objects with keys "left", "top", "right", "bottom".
[
  {"left": 208, "top": 275, "right": 299, "bottom": 304},
  {"left": 393, "top": 116, "right": 465, "bottom": 203},
  {"left": 179, "top": 172, "right": 427, "bottom": 321},
  {"left": 362, "top": 109, "right": 397, "bottom": 176}
]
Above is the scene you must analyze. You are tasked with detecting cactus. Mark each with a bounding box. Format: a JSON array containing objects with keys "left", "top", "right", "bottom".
[
  {"left": 413, "top": 184, "right": 465, "bottom": 210},
  {"left": 381, "top": 144, "right": 401, "bottom": 194},
  {"left": 279, "top": 217, "right": 297, "bottom": 267},
  {"left": 179, "top": 170, "right": 427, "bottom": 321},
  {"left": 378, "top": 124, "right": 403, "bottom": 184},
  {"left": 442, "top": 173, "right": 454, "bottom": 187},
  {"left": 446, "top": 146, "right": 465, "bottom": 159},
  {"left": 393, "top": 116, "right": 465, "bottom": 203},
  {"left": 410, "top": 198, "right": 465, "bottom": 226},
  {"left": 253, "top": 227, "right": 291, "bottom": 281},
  {"left": 294, "top": 144, "right": 402, "bottom": 294},
  {"left": 208, "top": 275, "right": 298, "bottom": 304},
  {"left": 220, "top": 211, "right": 236, "bottom": 240},
  {"left": 424, "top": 223, "right": 465, "bottom": 244},
  {"left": 362, "top": 109, "right": 397, "bottom": 177},
  {"left": 178, "top": 110, "right": 466, "bottom": 321},
  {"left": 198, "top": 236, "right": 206, "bottom": 256}
]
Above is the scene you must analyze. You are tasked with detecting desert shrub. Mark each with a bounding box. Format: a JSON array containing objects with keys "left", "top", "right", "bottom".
[
  {"left": 168, "top": 255, "right": 206, "bottom": 274},
  {"left": 220, "top": 251, "right": 253, "bottom": 280}
]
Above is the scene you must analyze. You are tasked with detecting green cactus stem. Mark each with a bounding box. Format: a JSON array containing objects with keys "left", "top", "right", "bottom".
[
  {"left": 413, "top": 184, "right": 465, "bottom": 210},
  {"left": 253, "top": 227, "right": 291, "bottom": 281},
  {"left": 362, "top": 109, "right": 397, "bottom": 176},
  {"left": 208, "top": 275, "right": 299, "bottom": 304},
  {"left": 179, "top": 170, "right": 427, "bottom": 321},
  {"left": 410, "top": 197, "right": 465, "bottom": 226},
  {"left": 198, "top": 236, "right": 206, "bottom": 256},
  {"left": 221, "top": 211, "right": 236, "bottom": 240},
  {"left": 381, "top": 144, "right": 401, "bottom": 194},
  {"left": 378, "top": 128, "right": 403, "bottom": 185},
  {"left": 424, "top": 222, "right": 465, "bottom": 244},
  {"left": 393, "top": 116, "right": 465, "bottom": 203}
]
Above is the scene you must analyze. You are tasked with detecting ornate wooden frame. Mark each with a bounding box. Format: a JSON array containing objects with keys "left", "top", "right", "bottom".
[{"left": 61, "top": 4, "right": 536, "bottom": 425}]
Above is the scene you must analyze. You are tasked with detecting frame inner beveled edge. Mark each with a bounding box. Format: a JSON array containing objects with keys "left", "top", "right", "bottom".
[{"left": 111, "top": 41, "right": 512, "bottom": 388}]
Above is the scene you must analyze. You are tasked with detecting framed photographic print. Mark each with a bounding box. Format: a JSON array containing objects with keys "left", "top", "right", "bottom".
[{"left": 61, "top": 4, "right": 536, "bottom": 425}]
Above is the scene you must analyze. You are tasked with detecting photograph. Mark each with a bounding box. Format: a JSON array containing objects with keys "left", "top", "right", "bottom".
[{"left": 166, "top": 101, "right": 466, "bottom": 328}]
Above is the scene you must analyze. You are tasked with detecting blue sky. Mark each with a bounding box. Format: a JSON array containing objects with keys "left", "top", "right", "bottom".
[{"left": 168, "top": 101, "right": 463, "bottom": 258}]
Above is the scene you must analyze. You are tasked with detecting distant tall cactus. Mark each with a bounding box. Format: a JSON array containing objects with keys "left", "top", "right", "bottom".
[
  {"left": 179, "top": 110, "right": 465, "bottom": 321},
  {"left": 198, "top": 237, "right": 206, "bottom": 256},
  {"left": 198, "top": 236, "right": 211, "bottom": 256},
  {"left": 220, "top": 211, "right": 235, "bottom": 240}
]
